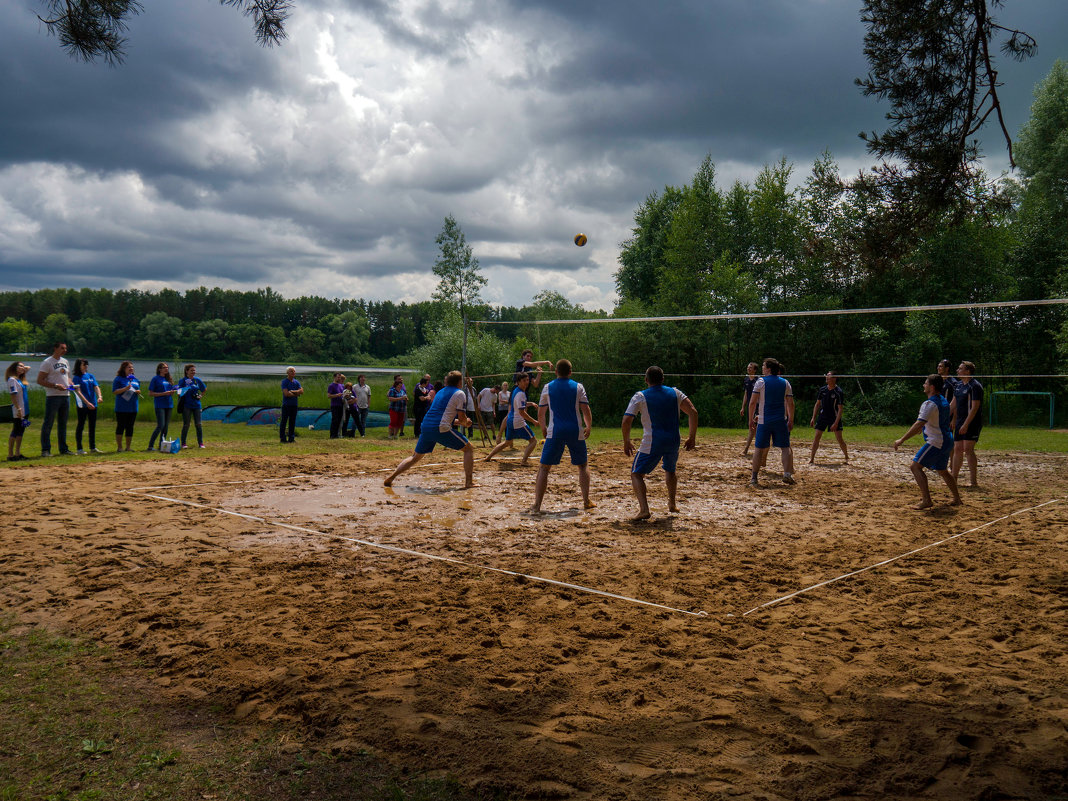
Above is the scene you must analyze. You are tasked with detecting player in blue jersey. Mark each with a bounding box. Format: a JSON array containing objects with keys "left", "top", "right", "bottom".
[
  {"left": 808, "top": 370, "right": 848, "bottom": 464},
  {"left": 484, "top": 371, "right": 539, "bottom": 466},
  {"left": 622, "top": 365, "right": 699, "bottom": 521},
  {"left": 384, "top": 370, "right": 475, "bottom": 489},
  {"left": 950, "top": 360, "right": 983, "bottom": 487},
  {"left": 528, "top": 360, "right": 594, "bottom": 514},
  {"left": 748, "top": 357, "right": 795, "bottom": 487},
  {"left": 893, "top": 374, "right": 961, "bottom": 509}
]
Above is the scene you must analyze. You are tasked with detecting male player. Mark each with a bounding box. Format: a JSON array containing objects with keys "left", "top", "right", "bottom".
[
  {"left": 484, "top": 371, "right": 539, "bottom": 466},
  {"left": 515, "top": 349, "right": 552, "bottom": 390},
  {"left": 384, "top": 370, "right": 475, "bottom": 489},
  {"left": 748, "top": 357, "right": 795, "bottom": 487},
  {"left": 529, "top": 359, "right": 594, "bottom": 514},
  {"left": 893, "top": 374, "right": 962, "bottom": 509},
  {"left": 809, "top": 370, "right": 848, "bottom": 464},
  {"left": 936, "top": 359, "right": 958, "bottom": 402},
  {"left": 950, "top": 360, "right": 983, "bottom": 487},
  {"left": 622, "top": 365, "right": 698, "bottom": 521}
]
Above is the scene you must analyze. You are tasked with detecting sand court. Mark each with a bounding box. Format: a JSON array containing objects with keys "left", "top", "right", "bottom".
[{"left": 2, "top": 442, "right": 1065, "bottom": 800}]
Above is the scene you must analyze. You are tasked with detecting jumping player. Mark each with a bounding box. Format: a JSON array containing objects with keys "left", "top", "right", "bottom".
[
  {"left": 809, "top": 370, "right": 848, "bottom": 464},
  {"left": 529, "top": 359, "right": 594, "bottom": 514},
  {"left": 740, "top": 362, "right": 758, "bottom": 457},
  {"left": 484, "top": 372, "right": 538, "bottom": 466},
  {"left": 383, "top": 370, "right": 475, "bottom": 489},
  {"left": 748, "top": 357, "right": 795, "bottom": 487},
  {"left": 622, "top": 365, "right": 698, "bottom": 521},
  {"left": 950, "top": 360, "right": 982, "bottom": 487},
  {"left": 893, "top": 374, "right": 962, "bottom": 510},
  {"left": 515, "top": 349, "right": 552, "bottom": 389}
]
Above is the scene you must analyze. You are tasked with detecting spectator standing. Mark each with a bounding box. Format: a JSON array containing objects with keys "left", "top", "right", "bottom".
[
  {"left": 412, "top": 374, "right": 433, "bottom": 436},
  {"left": 280, "top": 367, "right": 303, "bottom": 443},
  {"left": 37, "top": 342, "right": 74, "bottom": 457},
  {"left": 71, "top": 358, "right": 103, "bottom": 454},
  {"left": 387, "top": 378, "right": 408, "bottom": 439},
  {"left": 112, "top": 361, "right": 140, "bottom": 452},
  {"left": 327, "top": 373, "right": 346, "bottom": 438},
  {"left": 177, "top": 364, "right": 207, "bottom": 448},
  {"left": 351, "top": 375, "right": 371, "bottom": 437},
  {"left": 147, "top": 362, "right": 178, "bottom": 451}
]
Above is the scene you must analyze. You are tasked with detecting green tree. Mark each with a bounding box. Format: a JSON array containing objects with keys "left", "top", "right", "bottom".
[
  {"left": 855, "top": 0, "right": 1034, "bottom": 244},
  {"left": 288, "top": 326, "right": 326, "bottom": 361},
  {"left": 226, "top": 323, "right": 286, "bottom": 361},
  {"left": 0, "top": 318, "right": 40, "bottom": 353},
  {"left": 319, "top": 311, "right": 371, "bottom": 362},
  {"left": 189, "top": 319, "right": 229, "bottom": 359},
  {"left": 1014, "top": 60, "right": 1068, "bottom": 210},
  {"left": 41, "top": 313, "right": 73, "bottom": 347},
  {"left": 410, "top": 311, "right": 510, "bottom": 384},
  {"left": 137, "top": 311, "right": 183, "bottom": 356},
  {"left": 37, "top": 0, "right": 290, "bottom": 65},
  {"left": 69, "top": 317, "right": 118, "bottom": 355},
  {"left": 433, "top": 215, "right": 487, "bottom": 316}
]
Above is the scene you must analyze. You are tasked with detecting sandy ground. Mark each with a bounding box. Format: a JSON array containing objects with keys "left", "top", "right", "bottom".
[{"left": 2, "top": 440, "right": 1066, "bottom": 800}]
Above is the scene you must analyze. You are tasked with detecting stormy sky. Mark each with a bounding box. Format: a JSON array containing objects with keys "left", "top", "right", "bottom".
[{"left": 1, "top": 0, "right": 1065, "bottom": 310}]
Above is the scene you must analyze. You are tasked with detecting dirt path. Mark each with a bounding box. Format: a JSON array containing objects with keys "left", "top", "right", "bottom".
[{"left": 2, "top": 443, "right": 1066, "bottom": 800}]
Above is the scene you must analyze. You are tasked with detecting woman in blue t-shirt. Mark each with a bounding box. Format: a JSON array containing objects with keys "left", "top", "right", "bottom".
[
  {"left": 176, "top": 363, "right": 207, "bottom": 449},
  {"left": 112, "top": 361, "right": 141, "bottom": 452},
  {"left": 147, "top": 362, "right": 178, "bottom": 452},
  {"left": 71, "top": 358, "right": 103, "bottom": 455}
]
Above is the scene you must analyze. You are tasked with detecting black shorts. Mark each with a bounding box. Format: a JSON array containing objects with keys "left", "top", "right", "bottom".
[
  {"left": 115, "top": 411, "right": 137, "bottom": 437},
  {"left": 956, "top": 422, "right": 982, "bottom": 442},
  {"left": 815, "top": 417, "right": 844, "bottom": 432}
]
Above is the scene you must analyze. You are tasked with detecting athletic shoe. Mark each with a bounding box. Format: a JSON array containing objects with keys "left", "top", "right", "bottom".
[
  {"left": 91, "top": 448, "right": 104, "bottom": 454},
  {"left": 782, "top": 474, "right": 795, "bottom": 485},
  {"left": 59, "top": 451, "right": 73, "bottom": 456},
  {"left": 198, "top": 444, "right": 206, "bottom": 448},
  {"left": 145, "top": 446, "right": 156, "bottom": 452},
  {"left": 747, "top": 478, "right": 760, "bottom": 488},
  {"left": 76, "top": 449, "right": 87, "bottom": 455},
  {"left": 41, "top": 452, "right": 53, "bottom": 457},
  {"left": 6, "top": 456, "right": 15, "bottom": 462}
]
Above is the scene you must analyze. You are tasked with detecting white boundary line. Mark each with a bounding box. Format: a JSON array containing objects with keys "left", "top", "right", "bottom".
[
  {"left": 740, "top": 497, "right": 1065, "bottom": 617},
  {"left": 124, "top": 477, "right": 708, "bottom": 619}
]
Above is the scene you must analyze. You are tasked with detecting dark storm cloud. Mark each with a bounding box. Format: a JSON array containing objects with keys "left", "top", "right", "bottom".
[{"left": 0, "top": 0, "right": 1065, "bottom": 307}]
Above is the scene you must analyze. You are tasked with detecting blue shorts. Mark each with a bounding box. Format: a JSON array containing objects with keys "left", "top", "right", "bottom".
[
  {"left": 755, "top": 419, "right": 790, "bottom": 449},
  {"left": 540, "top": 436, "right": 587, "bottom": 466},
  {"left": 415, "top": 428, "right": 469, "bottom": 454},
  {"left": 631, "top": 446, "right": 679, "bottom": 475},
  {"left": 505, "top": 422, "right": 533, "bottom": 441},
  {"left": 913, "top": 442, "right": 951, "bottom": 471}
]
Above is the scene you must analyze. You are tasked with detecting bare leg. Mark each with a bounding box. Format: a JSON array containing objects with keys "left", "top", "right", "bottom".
[
  {"left": 742, "top": 427, "right": 755, "bottom": 456},
  {"left": 809, "top": 429, "right": 823, "bottom": 463},
  {"left": 384, "top": 451, "right": 424, "bottom": 486},
  {"left": 963, "top": 441, "right": 978, "bottom": 486},
  {"left": 484, "top": 439, "right": 511, "bottom": 461},
  {"left": 124, "top": 435, "right": 132, "bottom": 451},
  {"left": 910, "top": 460, "right": 933, "bottom": 509},
  {"left": 520, "top": 437, "right": 537, "bottom": 466},
  {"left": 530, "top": 464, "right": 551, "bottom": 513},
  {"left": 665, "top": 470, "right": 678, "bottom": 512},
  {"left": 750, "top": 447, "right": 767, "bottom": 484},
  {"left": 950, "top": 441, "right": 963, "bottom": 479},
  {"left": 578, "top": 463, "right": 594, "bottom": 509},
  {"left": 630, "top": 472, "right": 651, "bottom": 520},
  {"left": 782, "top": 446, "right": 794, "bottom": 476},
  {"left": 461, "top": 445, "right": 475, "bottom": 488},
  {"left": 834, "top": 429, "right": 849, "bottom": 462},
  {"left": 116, "top": 434, "right": 123, "bottom": 452},
  {"left": 938, "top": 469, "right": 962, "bottom": 505}
]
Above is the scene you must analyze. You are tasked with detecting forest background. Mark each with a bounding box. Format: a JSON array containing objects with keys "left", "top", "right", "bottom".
[{"left": 2, "top": 62, "right": 1066, "bottom": 428}]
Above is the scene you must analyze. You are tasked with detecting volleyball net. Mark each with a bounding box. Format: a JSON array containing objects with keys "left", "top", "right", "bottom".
[{"left": 468, "top": 298, "right": 1068, "bottom": 428}]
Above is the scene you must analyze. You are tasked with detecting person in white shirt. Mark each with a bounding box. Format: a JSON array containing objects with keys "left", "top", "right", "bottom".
[{"left": 37, "top": 342, "right": 76, "bottom": 456}]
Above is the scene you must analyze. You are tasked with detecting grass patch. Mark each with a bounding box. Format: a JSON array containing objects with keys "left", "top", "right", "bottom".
[{"left": 0, "top": 618, "right": 507, "bottom": 801}]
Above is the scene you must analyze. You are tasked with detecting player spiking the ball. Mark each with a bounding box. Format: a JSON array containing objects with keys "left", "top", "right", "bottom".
[{"left": 384, "top": 370, "right": 476, "bottom": 489}]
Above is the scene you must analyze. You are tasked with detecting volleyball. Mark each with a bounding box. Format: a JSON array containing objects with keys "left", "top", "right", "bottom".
[{"left": 574, "top": 233, "right": 587, "bottom": 247}]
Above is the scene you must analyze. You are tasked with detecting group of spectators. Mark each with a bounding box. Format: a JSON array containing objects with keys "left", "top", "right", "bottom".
[{"left": 6, "top": 342, "right": 207, "bottom": 461}]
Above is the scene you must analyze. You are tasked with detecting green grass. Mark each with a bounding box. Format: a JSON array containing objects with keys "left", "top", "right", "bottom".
[
  {"left": 4, "top": 419, "right": 1064, "bottom": 465},
  {"left": 0, "top": 618, "right": 507, "bottom": 801}
]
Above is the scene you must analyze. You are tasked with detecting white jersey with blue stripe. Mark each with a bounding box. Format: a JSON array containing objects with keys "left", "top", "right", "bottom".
[
  {"left": 508, "top": 388, "right": 528, "bottom": 427},
  {"left": 752, "top": 375, "right": 792, "bottom": 424},
  {"left": 624, "top": 385, "right": 687, "bottom": 454},
  {"left": 917, "top": 395, "right": 952, "bottom": 449},
  {"left": 538, "top": 378, "right": 589, "bottom": 439}
]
